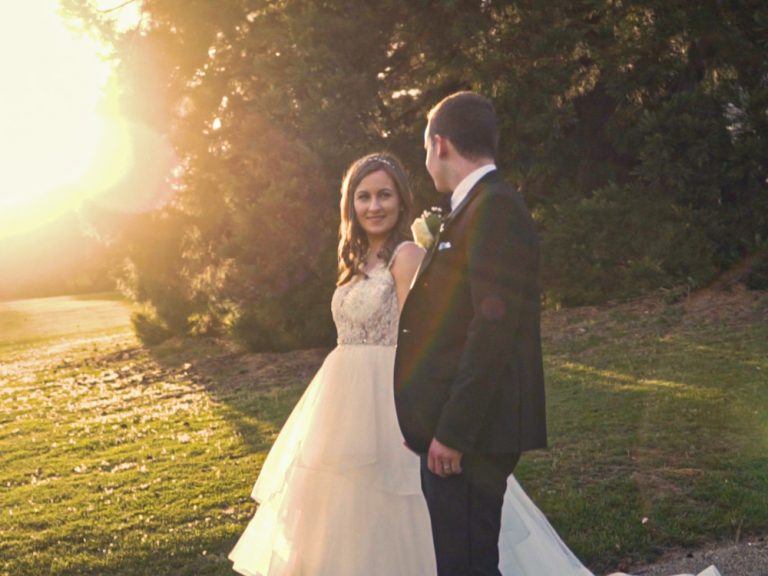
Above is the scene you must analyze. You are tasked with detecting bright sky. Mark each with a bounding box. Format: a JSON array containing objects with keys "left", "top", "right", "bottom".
[{"left": 0, "top": 1, "right": 150, "bottom": 239}]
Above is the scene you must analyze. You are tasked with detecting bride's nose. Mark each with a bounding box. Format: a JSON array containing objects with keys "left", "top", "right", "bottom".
[{"left": 368, "top": 197, "right": 383, "bottom": 212}]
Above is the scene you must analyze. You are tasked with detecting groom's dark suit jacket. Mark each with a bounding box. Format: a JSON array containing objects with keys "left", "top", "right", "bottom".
[{"left": 394, "top": 170, "right": 547, "bottom": 455}]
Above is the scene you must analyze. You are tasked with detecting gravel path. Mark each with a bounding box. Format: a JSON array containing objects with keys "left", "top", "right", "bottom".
[{"left": 621, "top": 535, "right": 768, "bottom": 576}]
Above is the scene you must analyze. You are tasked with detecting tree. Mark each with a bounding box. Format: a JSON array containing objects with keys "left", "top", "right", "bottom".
[{"left": 65, "top": 0, "right": 768, "bottom": 346}]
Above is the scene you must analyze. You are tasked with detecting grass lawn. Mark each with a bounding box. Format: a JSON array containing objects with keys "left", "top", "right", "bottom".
[
  {"left": 519, "top": 287, "right": 768, "bottom": 571},
  {"left": 1, "top": 287, "right": 766, "bottom": 575}
]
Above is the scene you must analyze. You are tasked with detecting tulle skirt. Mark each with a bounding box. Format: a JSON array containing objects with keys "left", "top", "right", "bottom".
[
  {"left": 499, "top": 476, "right": 594, "bottom": 575},
  {"left": 230, "top": 344, "right": 721, "bottom": 576},
  {"left": 229, "top": 345, "right": 436, "bottom": 576}
]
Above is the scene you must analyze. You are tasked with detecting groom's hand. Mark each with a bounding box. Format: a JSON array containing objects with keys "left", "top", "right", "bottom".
[{"left": 427, "top": 438, "right": 463, "bottom": 478}]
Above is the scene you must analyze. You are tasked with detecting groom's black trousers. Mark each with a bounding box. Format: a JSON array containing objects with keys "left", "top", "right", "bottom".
[{"left": 420, "top": 452, "right": 520, "bottom": 576}]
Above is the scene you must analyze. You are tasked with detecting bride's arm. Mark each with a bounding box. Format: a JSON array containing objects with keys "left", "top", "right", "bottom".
[{"left": 390, "top": 242, "right": 425, "bottom": 312}]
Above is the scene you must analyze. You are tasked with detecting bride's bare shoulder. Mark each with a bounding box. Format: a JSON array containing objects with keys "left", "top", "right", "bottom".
[
  {"left": 390, "top": 241, "right": 425, "bottom": 270},
  {"left": 389, "top": 242, "right": 425, "bottom": 298}
]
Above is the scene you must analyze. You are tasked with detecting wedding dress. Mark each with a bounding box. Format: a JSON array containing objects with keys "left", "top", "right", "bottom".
[
  {"left": 229, "top": 249, "right": 436, "bottom": 575},
  {"left": 229, "top": 243, "right": 720, "bottom": 576}
]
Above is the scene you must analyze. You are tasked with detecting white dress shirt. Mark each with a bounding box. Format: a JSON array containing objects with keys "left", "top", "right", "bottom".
[{"left": 450, "top": 163, "right": 497, "bottom": 212}]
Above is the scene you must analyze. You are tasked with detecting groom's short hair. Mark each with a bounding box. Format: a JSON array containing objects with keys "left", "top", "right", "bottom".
[{"left": 427, "top": 91, "right": 499, "bottom": 161}]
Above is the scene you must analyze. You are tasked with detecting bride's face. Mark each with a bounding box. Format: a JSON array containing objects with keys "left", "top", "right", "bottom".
[{"left": 353, "top": 169, "right": 402, "bottom": 243}]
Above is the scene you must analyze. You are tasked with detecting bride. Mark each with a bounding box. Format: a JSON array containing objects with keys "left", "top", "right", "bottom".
[{"left": 228, "top": 152, "right": 719, "bottom": 576}]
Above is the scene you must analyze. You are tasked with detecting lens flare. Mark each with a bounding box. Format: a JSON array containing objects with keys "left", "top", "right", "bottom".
[{"left": 0, "top": 2, "right": 142, "bottom": 238}]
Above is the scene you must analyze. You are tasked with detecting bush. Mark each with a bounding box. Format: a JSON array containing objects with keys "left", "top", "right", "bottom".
[
  {"left": 232, "top": 281, "right": 336, "bottom": 353},
  {"left": 131, "top": 308, "right": 173, "bottom": 346},
  {"left": 746, "top": 256, "right": 768, "bottom": 291}
]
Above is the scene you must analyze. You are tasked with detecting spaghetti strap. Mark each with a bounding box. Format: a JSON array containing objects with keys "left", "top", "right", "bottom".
[{"left": 387, "top": 241, "right": 417, "bottom": 269}]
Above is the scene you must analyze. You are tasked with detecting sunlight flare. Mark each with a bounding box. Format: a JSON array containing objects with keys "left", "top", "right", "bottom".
[{"left": 0, "top": 2, "right": 135, "bottom": 237}]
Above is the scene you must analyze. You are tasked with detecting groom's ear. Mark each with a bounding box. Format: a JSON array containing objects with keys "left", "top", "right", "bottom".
[{"left": 434, "top": 134, "right": 450, "bottom": 159}]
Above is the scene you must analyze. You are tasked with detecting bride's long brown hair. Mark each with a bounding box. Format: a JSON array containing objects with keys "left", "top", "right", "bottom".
[{"left": 337, "top": 153, "right": 414, "bottom": 286}]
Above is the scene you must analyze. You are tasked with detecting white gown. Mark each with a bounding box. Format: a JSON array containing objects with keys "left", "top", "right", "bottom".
[{"left": 229, "top": 245, "right": 720, "bottom": 576}]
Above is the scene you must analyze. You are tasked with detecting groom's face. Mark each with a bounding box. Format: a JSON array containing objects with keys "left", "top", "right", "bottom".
[{"left": 424, "top": 125, "right": 450, "bottom": 194}]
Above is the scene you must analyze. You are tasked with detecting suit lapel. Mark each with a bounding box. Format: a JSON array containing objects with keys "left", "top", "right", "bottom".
[
  {"left": 441, "top": 169, "right": 500, "bottom": 230},
  {"left": 410, "top": 170, "right": 501, "bottom": 287}
]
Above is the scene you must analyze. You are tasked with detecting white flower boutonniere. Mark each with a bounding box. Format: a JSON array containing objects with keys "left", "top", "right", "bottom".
[{"left": 411, "top": 207, "right": 444, "bottom": 250}]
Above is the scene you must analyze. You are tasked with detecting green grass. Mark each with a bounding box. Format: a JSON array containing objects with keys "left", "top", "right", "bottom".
[
  {"left": 1, "top": 290, "right": 767, "bottom": 574},
  {"left": 516, "top": 291, "right": 768, "bottom": 570},
  {"left": 0, "top": 294, "right": 320, "bottom": 576}
]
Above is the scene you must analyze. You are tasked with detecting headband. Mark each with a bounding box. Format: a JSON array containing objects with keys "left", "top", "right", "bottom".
[{"left": 361, "top": 155, "right": 396, "bottom": 171}]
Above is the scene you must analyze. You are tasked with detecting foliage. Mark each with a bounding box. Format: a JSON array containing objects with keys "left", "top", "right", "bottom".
[
  {"left": 746, "top": 253, "right": 768, "bottom": 290},
  {"left": 0, "top": 213, "right": 115, "bottom": 300},
  {"left": 64, "top": 0, "right": 768, "bottom": 346},
  {"left": 131, "top": 305, "right": 174, "bottom": 345}
]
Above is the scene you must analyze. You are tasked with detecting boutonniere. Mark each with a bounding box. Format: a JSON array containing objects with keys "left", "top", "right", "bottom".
[{"left": 411, "top": 207, "right": 444, "bottom": 250}]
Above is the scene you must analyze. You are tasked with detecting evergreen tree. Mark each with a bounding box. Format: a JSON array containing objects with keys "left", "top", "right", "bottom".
[{"left": 66, "top": 0, "right": 768, "bottom": 346}]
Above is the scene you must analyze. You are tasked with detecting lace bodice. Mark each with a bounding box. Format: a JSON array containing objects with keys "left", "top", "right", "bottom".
[
  {"left": 331, "top": 243, "right": 416, "bottom": 346},
  {"left": 332, "top": 265, "right": 399, "bottom": 346}
]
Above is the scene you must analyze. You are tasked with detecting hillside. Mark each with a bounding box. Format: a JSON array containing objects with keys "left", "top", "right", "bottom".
[{"left": 1, "top": 284, "right": 766, "bottom": 575}]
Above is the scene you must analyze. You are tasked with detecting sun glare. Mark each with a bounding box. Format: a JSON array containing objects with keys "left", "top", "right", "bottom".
[{"left": 0, "top": 2, "right": 136, "bottom": 238}]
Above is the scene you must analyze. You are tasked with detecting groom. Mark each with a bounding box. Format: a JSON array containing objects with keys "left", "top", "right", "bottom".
[{"left": 394, "top": 91, "right": 547, "bottom": 575}]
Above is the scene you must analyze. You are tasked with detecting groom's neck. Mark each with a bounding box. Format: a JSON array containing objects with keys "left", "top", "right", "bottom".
[{"left": 445, "top": 157, "right": 495, "bottom": 192}]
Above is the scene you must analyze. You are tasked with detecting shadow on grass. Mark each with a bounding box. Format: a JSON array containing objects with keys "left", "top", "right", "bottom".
[{"left": 144, "top": 337, "right": 329, "bottom": 455}]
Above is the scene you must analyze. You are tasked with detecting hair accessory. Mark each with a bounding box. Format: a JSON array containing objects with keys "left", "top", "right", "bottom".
[{"left": 361, "top": 155, "right": 397, "bottom": 171}]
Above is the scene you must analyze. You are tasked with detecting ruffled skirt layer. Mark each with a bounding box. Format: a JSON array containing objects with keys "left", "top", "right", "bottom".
[{"left": 229, "top": 345, "right": 436, "bottom": 576}]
